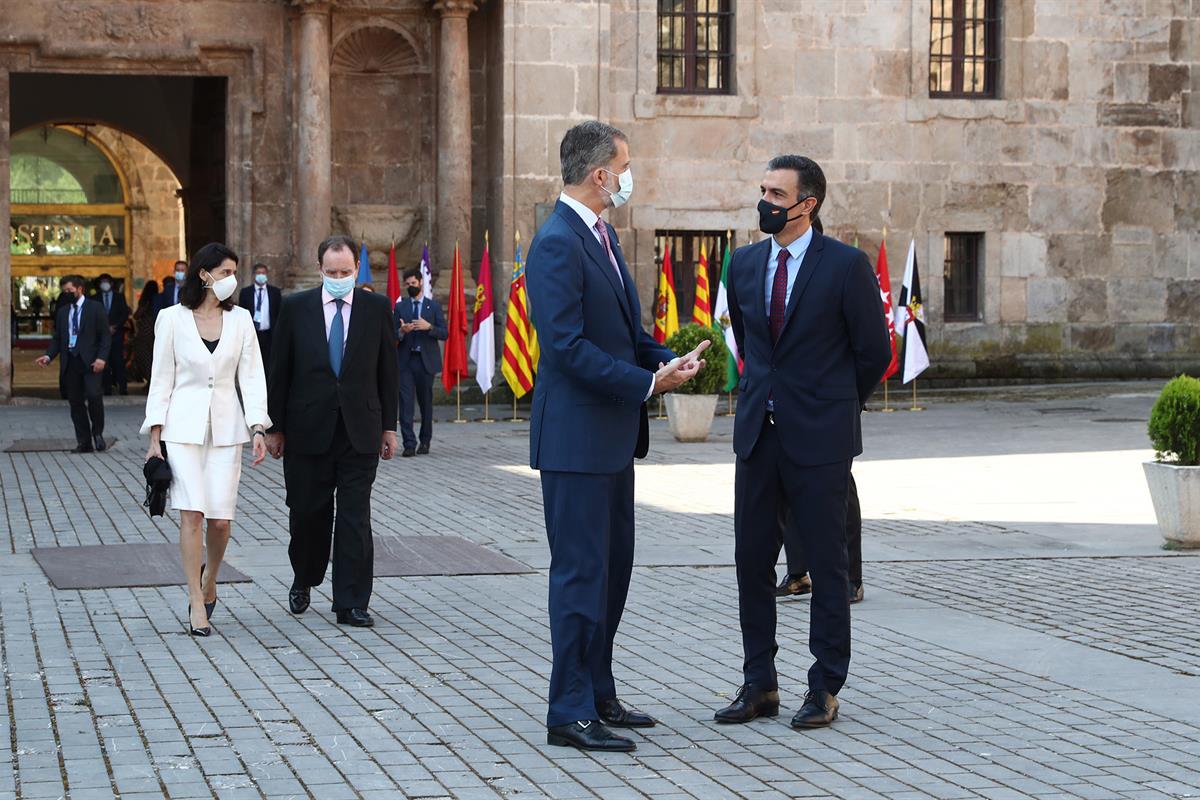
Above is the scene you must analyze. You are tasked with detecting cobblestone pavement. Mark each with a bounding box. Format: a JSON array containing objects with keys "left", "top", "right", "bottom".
[{"left": 3, "top": 382, "right": 1200, "bottom": 799}]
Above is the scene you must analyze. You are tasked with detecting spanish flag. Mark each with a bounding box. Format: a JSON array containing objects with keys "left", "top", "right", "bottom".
[
  {"left": 692, "top": 240, "right": 712, "bottom": 327},
  {"left": 653, "top": 245, "right": 679, "bottom": 344},
  {"left": 502, "top": 231, "right": 539, "bottom": 399}
]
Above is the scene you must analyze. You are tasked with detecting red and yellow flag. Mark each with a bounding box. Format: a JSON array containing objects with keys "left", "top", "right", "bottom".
[
  {"left": 653, "top": 245, "right": 679, "bottom": 344},
  {"left": 691, "top": 240, "right": 712, "bottom": 327},
  {"left": 502, "top": 231, "right": 539, "bottom": 398}
]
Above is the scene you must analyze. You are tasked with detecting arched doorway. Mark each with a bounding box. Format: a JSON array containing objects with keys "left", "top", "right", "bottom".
[{"left": 9, "top": 123, "right": 185, "bottom": 395}]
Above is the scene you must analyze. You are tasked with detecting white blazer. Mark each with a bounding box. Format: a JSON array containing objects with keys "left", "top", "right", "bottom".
[{"left": 140, "top": 304, "right": 271, "bottom": 446}]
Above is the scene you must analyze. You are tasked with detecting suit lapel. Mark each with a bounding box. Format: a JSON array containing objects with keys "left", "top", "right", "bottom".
[
  {"left": 750, "top": 240, "right": 772, "bottom": 337},
  {"left": 556, "top": 203, "right": 635, "bottom": 329},
  {"left": 309, "top": 289, "right": 336, "bottom": 375},
  {"left": 341, "top": 289, "right": 367, "bottom": 371},
  {"left": 777, "top": 232, "right": 825, "bottom": 343}
]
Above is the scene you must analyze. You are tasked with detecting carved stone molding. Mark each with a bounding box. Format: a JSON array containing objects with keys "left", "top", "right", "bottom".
[
  {"left": 332, "top": 24, "right": 426, "bottom": 75},
  {"left": 431, "top": 0, "right": 479, "bottom": 19}
]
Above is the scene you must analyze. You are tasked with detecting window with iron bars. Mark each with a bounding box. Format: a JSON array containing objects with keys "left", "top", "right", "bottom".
[
  {"left": 943, "top": 232, "right": 983, "bottom": 322},
  {"left": 930, "top": 0, "right": 1001, "bottom": 98},
  {"left": 657, "top": 0, "right": 734, "bottom": 95},
  {"left": 654, "top": 230, "right": 733, "bottom": 326}
]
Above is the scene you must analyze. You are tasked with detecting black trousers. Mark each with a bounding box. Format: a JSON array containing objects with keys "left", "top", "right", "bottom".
[
  {"left": 103, "top": 331, "right": 127, "bottom": 393},
  {"left": 735, "top": 418, "right": 851, "bottom": 695},
  {"left": 255, "top": 329, "right": 273, "bottom": 373},
  {"left": 784, "top": 472, "right": 862, "bottom": 587},
  {"left": 398, "top": 353, "right": 433, "bottom": 450},
  {"left": 283, "top": 414, "right": 379, "bottom": 611},
  {"left": 64, "top": 354, "right": 104, "bottom": 445}
]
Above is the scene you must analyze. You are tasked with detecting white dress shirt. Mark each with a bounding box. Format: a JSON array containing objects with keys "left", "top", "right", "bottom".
[
  {"left": 253, "top": 284, "right": 271, "bottom": 331},
  {"left": 558, "top": 192, "right": 656, "bottom": 401},
  {"left": 322, "top": 287, "right": 353, "bottom": 353}
]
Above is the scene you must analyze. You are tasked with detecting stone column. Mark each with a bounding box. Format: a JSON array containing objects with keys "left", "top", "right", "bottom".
[
  {"left": 434, "top": 0, "right": 479, "bottom": 279},
  {"left": 294, "top": 0, "right": 333, "bottom": 279},
  {"left": 0, "top": 68, "right": 11, "bottom": 402}
]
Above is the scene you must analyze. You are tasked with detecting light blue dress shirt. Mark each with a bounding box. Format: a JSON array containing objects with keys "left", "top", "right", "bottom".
[{"left": 764, "top": 225, "right": 814, "bottom": 312}]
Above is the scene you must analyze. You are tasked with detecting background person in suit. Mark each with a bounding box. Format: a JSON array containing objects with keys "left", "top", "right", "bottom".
[
  {"left": 714, "top": 155, "right": 890, "bottom": 731},
  {"left": 238, "top": 262, "right": 282, "bottom": 369},
  {"left": 153, "top": 261, "right": 187, "bottom": 322},
  {"left": 35, "top": 275, "right": 111, "bottom": 452},
  {"left": 141, "top": 243, "right": 270, "bottom": 637},
  {"left": 526, "top": 120, "right": 708, "bottom": 753},
  {"left": 266, "top": 235, "right": 399, "bottom": 629},
  {"left": 776, "top": 473, "right": 864, "bottom": 603},
  {"left": 94, "top": 273, "right": 131, "bottom": 395},
  {"left": 394, "top": 267, "right": 446, "bottom": 457}
]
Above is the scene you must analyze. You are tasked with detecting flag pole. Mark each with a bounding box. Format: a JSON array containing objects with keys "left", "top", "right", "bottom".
[
  {"left": 481, "top": 391, "right": 495, "bottom": 423},
  {"left": 909, "top": 379, "right": 924, "bottom": 412},
  {"left": 881, "top": 378, "right": 895, "bottom": 412},
  {"left": 657, "top": 395, "right": 665, "bottom": 419},
  {"left": 510, "top": 395, "right": 522, "bottom": 422},
  {"left": 724, "top": 391, "right": 735, "bottom": 416},
  {"left": 454, "top": 388, "right": 466, "bottom": 423}
]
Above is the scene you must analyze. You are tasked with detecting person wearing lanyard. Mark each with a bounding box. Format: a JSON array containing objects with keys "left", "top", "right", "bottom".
[
  {"left": 238, "top": 262, "right": 282, "bottom": 369},
  {"left": 35, "top": 275, "right": 111, "bottom": 453}
]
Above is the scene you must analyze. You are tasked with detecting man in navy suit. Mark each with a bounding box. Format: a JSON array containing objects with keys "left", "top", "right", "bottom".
[
  {"left": 713, "top": 155, "right": 890, "bottom": 730},
  {"left": 93, "top": 273, "right": 130, "bottom": 395},
  {"left": 153, "top": 261, "right": 186, "bottom": 322},
  {"left": 238, "top": 262, "right": 283, "bottom": 369},
  {"left": 394, "top": 267, "right": 447, "bottom": 457},
  {"left": 526, "top": 120, "right": 709, "bottom": 753}
]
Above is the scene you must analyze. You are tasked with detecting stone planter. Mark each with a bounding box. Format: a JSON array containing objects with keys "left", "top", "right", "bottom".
[
  {"left": 1143, "top": 461, "right": 1200, "bottom": 549},
  {"left": 666, "top": 393, "right": 718, "bottom": 443}
]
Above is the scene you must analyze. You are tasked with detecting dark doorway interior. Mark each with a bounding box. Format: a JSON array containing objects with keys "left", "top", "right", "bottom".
[{"left": 11, "top": 72, "right": 227, "bottom": 252}]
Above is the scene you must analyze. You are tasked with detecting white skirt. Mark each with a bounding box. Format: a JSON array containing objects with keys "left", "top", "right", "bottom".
[{"left": 167, "top": 423, "right": 244, "bottom": 520}]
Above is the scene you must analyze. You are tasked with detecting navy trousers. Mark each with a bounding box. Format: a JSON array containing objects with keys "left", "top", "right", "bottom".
[
  {"left": 398, "top": 353, "right": 433, "bottom": 450},
  {"left": 784, "top": 472, "right": 862, "bottom": 588},
  {"left": 540, "top": 465, "right": 635, "bottom": 727},
  {"left": 735, "top": 418, "right": 852, "bottom": 695}
]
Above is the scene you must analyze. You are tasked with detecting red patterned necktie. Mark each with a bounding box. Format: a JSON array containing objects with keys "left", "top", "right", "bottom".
[
  {"left": 594, "top": 220, "right": 624, "bottom": 288},
  {"left": 769, "top": 249, "right": 790, "bottom": 342}
]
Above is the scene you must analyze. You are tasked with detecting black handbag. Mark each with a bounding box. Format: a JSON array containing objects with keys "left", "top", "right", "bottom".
[{"left": 143, "top": 443, "right": 172, "bottom": 517}]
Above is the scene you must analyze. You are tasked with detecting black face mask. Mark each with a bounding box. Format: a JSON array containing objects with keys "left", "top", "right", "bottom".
[
  {"left": 406, "top": 285, "right": 422, "bottom": 298},
  {"left": 757, "top": 196, "right": 811, "bottom": 235}
]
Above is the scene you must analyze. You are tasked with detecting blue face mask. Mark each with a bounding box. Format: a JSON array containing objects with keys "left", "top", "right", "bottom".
[
  {"left": 323, "top": 274, "right": 355, "bottom": 299},
  {"left": 254, "top": 274, "right": 268, "bottom": 286}
]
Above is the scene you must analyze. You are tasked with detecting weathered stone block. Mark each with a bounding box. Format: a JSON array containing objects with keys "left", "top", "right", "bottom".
[
  {"left": 514, "top": 64, "right": 577, "bottom": 116},
  {"left": 1026, "top": 277, "right": 1069, "bottom": 322},
  {"left": 1108, "top": 278, "right": 1167, "bottom": 322},
  {"left": 1102, "top": 169, "right": 1176, "bottom": 232},
  {"left": 1098, "top": 103, "right": 1179, "bottom": 127},
  {"left": 1167, "top": 279, "right": 1200, "bottom": 322},
  {"left": 1030, "top": 186, "right": 1100, "bottom": 233},
  {"left": 1114, "top": 128, "right": 1164, "bottom": 168},
  {"left": 999, "top": 277, "right": 1027, "bottom": 322},
  {"left": 1023, "top": 41, "right": 1070, "bottom": 101},
  {"left": 999, "top": 232, "right": 1048, "bottom": 278},
  {"left": 1069, "top": 324, "right": 1116, "bottom": 352},
  {"left": 1175, "top": 171, "right": 1200, "bottom": 229},
  {"left": 1169, "top": 19, "right": 1199, "bottom": 62},
  {"left": 1068, "top": 279, "right": 1108, "bottom": 323},
  {"left": 1149, "top": 64, "right": 1190, "bottom": 102},
  {"left": 1114, "top": 62, "right": 1149, "bottom": 103},
  {"left": 1047, "top": 234, "right": 1112, "bottom": 278}
]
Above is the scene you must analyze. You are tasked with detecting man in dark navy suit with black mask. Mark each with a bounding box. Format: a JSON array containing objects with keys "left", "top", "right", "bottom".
[{"left": 714, "top": 155, "right": 890, "bottom": 731}]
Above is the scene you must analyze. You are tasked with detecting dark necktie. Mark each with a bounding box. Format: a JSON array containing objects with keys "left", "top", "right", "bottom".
[
  {"left": 329, "top": 299, "right": 345, "bottom": 377},
  {"left": 769, "top": 249, "right": 790, "bottom": 343},
  {"left": 255, "top": 288, "right": 263, "bottom": 330},
  {"left": 70, "top": 304, "right": 80, "bottom": 352},
  {"left": 104, "top": 293, "right": 111, "bottom": 313}
]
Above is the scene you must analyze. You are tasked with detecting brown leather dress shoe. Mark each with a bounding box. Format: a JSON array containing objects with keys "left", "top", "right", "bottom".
[
  {"left": 791, "top": 689, "right": 839, "bottom": 728},
  {"left": 775, "top": 573, "right": 812, "bottom": 598},
  {"left": 714, "top": 683, "right": 780, "bottom": 724}
]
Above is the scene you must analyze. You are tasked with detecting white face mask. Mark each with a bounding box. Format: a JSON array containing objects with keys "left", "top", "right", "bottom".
[
  {"left": 601, "top": 167, "right": 634, "bottom": 209},
  {"left": 204, "top": 272, "right": 238, "bottom": 302}
]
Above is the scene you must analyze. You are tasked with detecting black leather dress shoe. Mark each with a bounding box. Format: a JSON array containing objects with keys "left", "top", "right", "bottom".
[
  {"left": 72, "top": 443, "right": 94, "bottom": 454},
  {"left": 417, "top": 443, "right": 430, "bottom": 455},
  {"left": 402, "top": 448, "right": 416, "bottom": 458},
  {"left": 336, "top": 608, "right": 374, "bottom": 627},
  {"left": 547, "top": 720, "right": 635, "bottom": 752},
  {"left": 93, "top": 435, "right": 107, "bottom": 452},
  {"left": 791, "top": 690, "right": 839, "bottom": 728},
  {"left": 714, "top": 683, "right": 780, "bottom": 724},
  {"left": 850, "top": 583, "right": 864, "bottom": 604},
  {"left": 775, "top": 573, "right": 812, "bottom": 598},
  {"left": 288, "top": 585, "right": 310, "bottom": 615},
  {"left": 598, "top": 698, "right": 656, "bottom": 728}
]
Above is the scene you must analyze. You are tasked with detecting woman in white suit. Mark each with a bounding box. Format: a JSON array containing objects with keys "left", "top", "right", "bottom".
[{"left": 142, "top": 243, "right": 270, "bottom": 637}]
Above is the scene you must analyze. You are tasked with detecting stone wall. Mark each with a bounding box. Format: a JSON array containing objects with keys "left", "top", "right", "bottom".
[{"left": 500, "top": 0, "right": 1200, "bottom": 379}]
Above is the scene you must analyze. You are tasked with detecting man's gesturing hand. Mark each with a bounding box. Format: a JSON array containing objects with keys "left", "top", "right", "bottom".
[{"left": 652, "top": 339, "right": 711, "bottom": 395}]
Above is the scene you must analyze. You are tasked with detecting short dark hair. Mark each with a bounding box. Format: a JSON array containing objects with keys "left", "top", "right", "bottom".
[
  {"left": 403, "top": 267, "right": 421, "bottom": 281},
  {"left": 766, "top": 154, "right": 827, "bottom": 223},
  {"left": 61, "top": 275, "right": 85, "bottom": 290},
  {"left": 174, "top": 260, "right": 187, "bottom": 269},
  {"left": 318, "top": 235, "right": 358, "bottom": 267},
  {"left": 252, "top": 262, "right": 269, "bottom": 273},
  {"left": 560, "top": 120, "right": 627, "bottom": 186},
  {"left": 97, "top": 273, "right": 113, "bottom": 281},
  {"left": 180, "top": 242, "right": 239, "bottom": 311}
]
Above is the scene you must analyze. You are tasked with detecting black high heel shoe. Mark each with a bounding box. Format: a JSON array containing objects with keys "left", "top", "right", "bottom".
[
  {"left": 188, "top": 604, "right": 211, "bottom": 637},
  {"left": 200, "top": 564, "right": 217, "bottom": 620}
]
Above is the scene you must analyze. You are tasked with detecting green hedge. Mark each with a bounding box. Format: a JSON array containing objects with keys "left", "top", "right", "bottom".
[
  {"left": 1148, "top": 375, "right": 1200, "bottom": 466},
  {"left": 663, "top": 323, "right": 730, "bottom": 395}
]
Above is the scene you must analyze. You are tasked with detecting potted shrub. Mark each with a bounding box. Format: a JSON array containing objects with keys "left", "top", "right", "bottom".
[
  {"left": 662, "top": 323, "right": 730, "bottom": 443},
  {"left": 1143, "top": 375, "right": 1200, "bottom": 549}
]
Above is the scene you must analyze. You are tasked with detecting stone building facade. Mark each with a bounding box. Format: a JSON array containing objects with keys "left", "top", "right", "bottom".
[{"left": 1, "top": 0, "right": 1197, "bottom": 399}]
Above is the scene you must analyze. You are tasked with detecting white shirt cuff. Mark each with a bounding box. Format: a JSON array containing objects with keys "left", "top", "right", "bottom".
[{"left": 645, "top": 375, "right": 655, "bottom": 402}]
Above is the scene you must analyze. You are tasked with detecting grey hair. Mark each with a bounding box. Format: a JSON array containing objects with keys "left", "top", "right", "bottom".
[{"left": 559, "top": 120, "right": 627, "bottom": 186}]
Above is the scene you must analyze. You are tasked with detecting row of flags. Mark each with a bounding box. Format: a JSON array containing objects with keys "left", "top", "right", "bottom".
[{"left": 356, "top": 227, "right": 930, "bottom": 402}]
